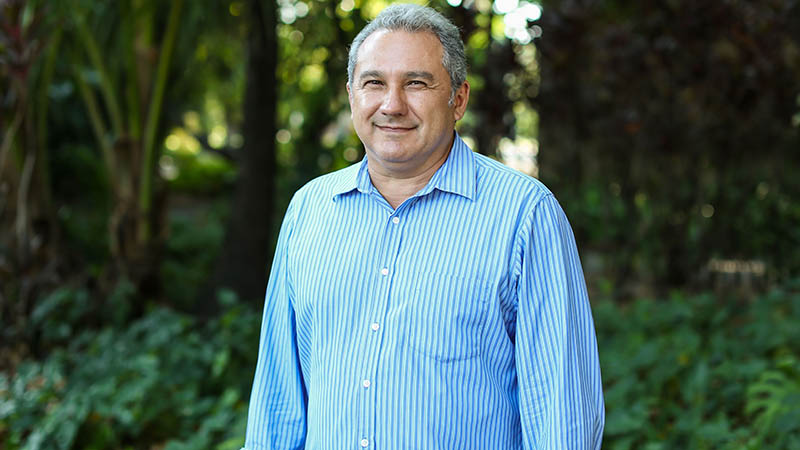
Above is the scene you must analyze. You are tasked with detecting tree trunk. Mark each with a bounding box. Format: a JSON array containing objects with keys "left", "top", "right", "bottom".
[{"left": 209, "top": 0, "right": 278, "bottom": 310}]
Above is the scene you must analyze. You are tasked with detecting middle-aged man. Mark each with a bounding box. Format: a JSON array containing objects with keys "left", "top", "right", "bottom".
[{"left": 243, "top": 4, "right": 604, "bottom": 449}]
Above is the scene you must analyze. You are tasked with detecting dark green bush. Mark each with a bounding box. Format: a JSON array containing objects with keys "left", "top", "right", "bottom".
[
  {"left": 0, "top": 292, "right": 260, "bottom": 450},
  {"left": 597, "top": 282, "right": 800, "bottom": 449},
  {"left": 161, "top": 205, "right": 227, "bottom": 310}
]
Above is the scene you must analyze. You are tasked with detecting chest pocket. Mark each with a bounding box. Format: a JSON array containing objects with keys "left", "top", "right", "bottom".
[{"left": 400, "top": 274, "right": 490, "bottom": 362}]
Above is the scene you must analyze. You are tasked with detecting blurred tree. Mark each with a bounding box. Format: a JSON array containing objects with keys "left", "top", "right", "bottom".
[
  {"left": 64, "top": 0, "right": 186, "bottom": 294},
  {"left": 0, "top": 0, "right": 61, "bottom": 354},
  {"left": 451, "top": 5, "right": 518, "bottom": 156},
  {"left": 1, "top": 0, "right": 239, "bottom": 354},
  {"left": 211, "top": 0, "right": 279, "bottom": 308},
  {"left": 535, "top": 0, "right": 800, "bottom": 294}
]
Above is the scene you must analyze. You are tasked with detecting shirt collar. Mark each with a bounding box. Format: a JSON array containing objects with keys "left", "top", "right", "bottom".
[
  {"left": 330, "top": 157, "right": 370, "bottom": 201},
  {"left": 331, "top": 131, "right": 476, "bottom": 202},
  {"left": 416, "top": 132, "right": 476, "bottom": 201}
]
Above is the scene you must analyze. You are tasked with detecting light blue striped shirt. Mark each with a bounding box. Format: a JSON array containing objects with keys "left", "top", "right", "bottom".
[{"left": 244, "top": 133, "right": 604, "bottom": 449}]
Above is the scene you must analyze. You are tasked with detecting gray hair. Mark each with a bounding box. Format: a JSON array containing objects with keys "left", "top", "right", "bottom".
[{"left": 347, "top": 4, "right": 467, "bottom": 102}]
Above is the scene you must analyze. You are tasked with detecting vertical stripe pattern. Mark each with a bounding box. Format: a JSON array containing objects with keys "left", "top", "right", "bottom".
[{"left": 243, "top": 134, "right": 605, "bottom": 449}]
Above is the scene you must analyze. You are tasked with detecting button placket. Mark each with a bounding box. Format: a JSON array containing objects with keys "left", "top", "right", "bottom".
[{"left": 361, "top": 209, "right": 404, "bottom": 448}]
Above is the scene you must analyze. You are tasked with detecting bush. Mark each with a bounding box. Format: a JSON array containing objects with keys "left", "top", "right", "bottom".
[
  {"left": 161, "top": 205, "right": 227, "bottom": 310},
  {"left": 0, "top": 292, "right": 260, "bottom": 450},
  {"left": 597, "top": 282, "right": 800, "bottom": 449}
]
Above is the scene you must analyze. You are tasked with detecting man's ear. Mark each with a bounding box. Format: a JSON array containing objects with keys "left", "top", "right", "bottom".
[
  {"left": 452, "top": 81, "right": 470, "bottom": 122},
  {"left": 346, "top": 82, "right": 353, "bottom": 118}
]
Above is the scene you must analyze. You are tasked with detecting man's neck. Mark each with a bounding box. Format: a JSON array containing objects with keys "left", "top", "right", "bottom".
[{"left": 367, "top": 148, "right": 451, "bottom": 209}]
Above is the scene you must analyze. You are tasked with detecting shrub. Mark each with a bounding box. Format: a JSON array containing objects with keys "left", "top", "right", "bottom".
[
  {"left": 0, "top": 292, "right": 260, "bottom": 449},
  {"left": 597, "top": 282, "right": 800, "bottom": 449}
]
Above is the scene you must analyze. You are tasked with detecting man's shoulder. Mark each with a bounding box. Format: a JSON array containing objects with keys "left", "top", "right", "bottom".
[
  {"left": 472, "top": 152, "right": 553, "bottom": 204},
  {"left": 292, "top": 162, "right": 361, "bottom": 204}
]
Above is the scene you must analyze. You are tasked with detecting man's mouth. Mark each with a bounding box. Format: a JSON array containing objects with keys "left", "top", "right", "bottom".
[{"left": 375, "top": 124, "right": 416, "bottom": 132}]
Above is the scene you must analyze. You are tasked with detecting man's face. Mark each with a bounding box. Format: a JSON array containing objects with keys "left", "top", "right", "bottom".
[{"left": 348, "top": 29, "right": 469, "bottom": 175}]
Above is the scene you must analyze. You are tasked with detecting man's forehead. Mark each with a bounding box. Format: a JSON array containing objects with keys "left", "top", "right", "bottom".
[{"left": 354, "top": 29, "right": 445, "bottom": 76}]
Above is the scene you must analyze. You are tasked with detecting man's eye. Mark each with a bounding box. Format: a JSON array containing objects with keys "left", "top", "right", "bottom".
[
  {"left": 364, "top": 80, "right": 383, "bottom": 87},
  {"left": 408, "top": 80, "right": 427, "bottom": 87}
]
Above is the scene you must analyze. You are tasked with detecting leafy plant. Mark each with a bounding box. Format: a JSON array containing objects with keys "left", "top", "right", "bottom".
[
  {"left": 597, "top": 283, "right": 800, "bottom": 449},
  {"left": 746, "top": 358, "right": 800, "bottom": 447},
  {"left": 0, "top": 292, "right": 260, "bottom": 449}
]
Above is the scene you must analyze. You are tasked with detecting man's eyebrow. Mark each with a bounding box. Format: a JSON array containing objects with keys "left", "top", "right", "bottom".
[
  {"left": 357, "top": 70, "right": 436, "bottom": 81},
  {"left": 358, "top": 70, "right": 383, "bottom": 81}
]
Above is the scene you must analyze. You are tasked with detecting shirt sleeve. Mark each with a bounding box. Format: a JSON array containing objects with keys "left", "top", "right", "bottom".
[
  {"left": 514, "top": 194, "right": 605, "bottom": 449},
  {"left": 243, "top": 198, "right": 307, "bottom": 450}
]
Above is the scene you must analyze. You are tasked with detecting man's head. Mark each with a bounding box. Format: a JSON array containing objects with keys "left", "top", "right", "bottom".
[
  {"left": 347, "top": 4, "right": 467, "bottom": 104},
  {"left": 346, "top": 5, "right": 470, "bottom": 178}
]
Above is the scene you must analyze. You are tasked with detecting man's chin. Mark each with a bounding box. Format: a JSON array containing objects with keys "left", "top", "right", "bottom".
[
  {"left": 374, "top": 151, "right": 412, "bottom": 163},
  {"left": 367, "top": 146, "right": 418, "bottom": 164}
]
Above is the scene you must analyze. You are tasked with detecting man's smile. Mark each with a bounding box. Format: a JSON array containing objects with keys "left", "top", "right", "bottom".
[{"left": 374, "top": 124, "right": 417, "bottom": 132}]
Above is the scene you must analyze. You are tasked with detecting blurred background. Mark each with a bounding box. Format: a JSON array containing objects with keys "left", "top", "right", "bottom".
[{"left": 1, "top": 0, "right": 799, "bottom": 448}]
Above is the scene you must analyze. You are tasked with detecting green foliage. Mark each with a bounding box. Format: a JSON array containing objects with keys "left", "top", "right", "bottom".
[
  {"left": 746, "top": 363, "right": 800, "bottom": 447},
  {"left": 0, "top": 291, "right": 260, "bottom": 449},
  {"left": 164, "top": 151, "right": 237, "bottom": 195},
  {"left": 537, "top": 0, "right": 800, "bottom": 287},
  {"left": 597, "top": 283, "right": 800, "bottom": 448},
  {"left": 50, "top": 142, "right": 111, "bottom": 266},
  {"left": 161, "top": 203, "right": 227, "bottom": 309}
]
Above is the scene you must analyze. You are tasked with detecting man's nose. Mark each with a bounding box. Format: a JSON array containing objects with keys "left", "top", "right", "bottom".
[{"left": 379, "top": 86, "right": 407, "bottom": 116}]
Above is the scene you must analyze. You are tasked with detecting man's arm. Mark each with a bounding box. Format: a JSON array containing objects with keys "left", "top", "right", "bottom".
[
  {"left": 243, "top": 200, "right": 307, "bottom": 450},
  {"left": 515, "top": 194, "right": 605, "bottom": 449}
]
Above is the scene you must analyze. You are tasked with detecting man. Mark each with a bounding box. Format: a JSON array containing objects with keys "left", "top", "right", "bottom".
[{"left": 243, "top": 4, "right": 604, "bottom": 449}]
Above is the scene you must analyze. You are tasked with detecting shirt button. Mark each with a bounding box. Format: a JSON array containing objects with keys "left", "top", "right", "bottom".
[
  {"left": 371, "top": 322, "right": 380, "bottom": 331},
  {"left": 380, "top": 267, "right": 389, "bottom": 276},
  {"left": 360, "top": 438, "right": 369, "bottom": 447},
  {"left": 392, "top": 216, "right": 400, "bottom": 224},
  {"left": 362, "top": 379, "right": 371, "bottom": 388}
]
